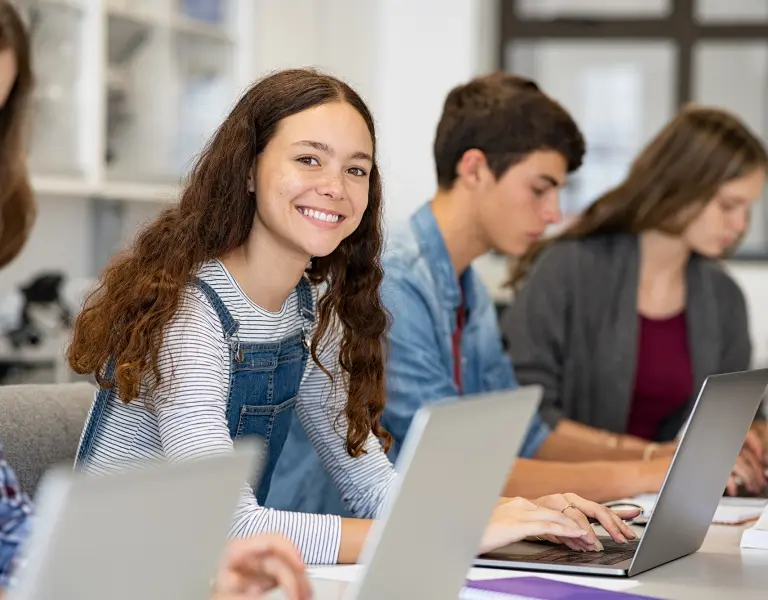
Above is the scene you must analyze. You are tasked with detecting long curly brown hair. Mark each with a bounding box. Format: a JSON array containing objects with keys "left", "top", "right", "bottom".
[
  {"left": 509, "top": 104, "right": 768, "bottom": 288},
  {"left": 68, "top": 69, "right": 391, "bottom": 457},
  {"left": 0, "top": 0, "right": 35, "bottom": 267}
]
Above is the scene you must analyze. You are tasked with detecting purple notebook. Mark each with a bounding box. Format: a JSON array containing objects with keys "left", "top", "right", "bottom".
[{"left": 464, "top": 577, "right": 660, "bottom": 599}]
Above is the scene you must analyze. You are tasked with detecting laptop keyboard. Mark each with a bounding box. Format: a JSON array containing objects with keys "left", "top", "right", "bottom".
[{"left": 527, "top": 538, "right": 639, "bottom": 566}]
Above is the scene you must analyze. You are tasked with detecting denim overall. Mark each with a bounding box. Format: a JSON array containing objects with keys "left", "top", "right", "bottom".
[{"left": 75, "top": 276, "right": 314, "bottom": 505}]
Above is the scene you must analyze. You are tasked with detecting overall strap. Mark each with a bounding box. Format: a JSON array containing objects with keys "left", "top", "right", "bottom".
[
  {"left": 74, "top": 358, "right": 117, "bottom": 467},
  {"left": 193, "top": 277, "right": 240, "bottom": 340},
  {"left": 295, "top": 277, "right": 315, "bottom": 345}
]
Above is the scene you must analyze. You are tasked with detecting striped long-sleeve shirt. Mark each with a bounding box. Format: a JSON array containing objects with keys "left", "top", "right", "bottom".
[
  {"left": 0, "top": 443, "right": 32, "bottom": 589},
  {"left": 79, "top": 260, "right": 397, "bottom": 564}
]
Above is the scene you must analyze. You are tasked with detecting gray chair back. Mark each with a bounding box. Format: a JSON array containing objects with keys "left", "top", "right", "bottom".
[{"left": 0, "top": 382, "right": 95, "bottom": 496}]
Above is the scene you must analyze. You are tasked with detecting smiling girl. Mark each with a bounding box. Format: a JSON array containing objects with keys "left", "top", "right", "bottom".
[{"left": 68, "top": 69, "right": 631, "bottom": 564}]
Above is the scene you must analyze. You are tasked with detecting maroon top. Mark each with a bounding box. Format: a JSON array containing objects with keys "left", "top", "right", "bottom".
[{"left": 626, "top": 312, "right": 693, "bottom": 440}]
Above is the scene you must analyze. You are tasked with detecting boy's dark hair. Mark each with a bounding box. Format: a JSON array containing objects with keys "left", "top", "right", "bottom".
[{"left": 433, "top": 72, "right": 585, "bottom": 189}]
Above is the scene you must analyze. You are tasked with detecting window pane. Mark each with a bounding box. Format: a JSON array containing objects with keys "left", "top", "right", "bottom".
[
  {"left": 694, "top": 42, "right": 768, "bottom": 253},
  {"left": 516, "top": 0, "right": 671, "bottom": 20},
  {"left": 696, "top": 0, "right": 768, "bottom": 23},
  {"left": 506, "top": 41, "right": 676, "bottom": 220}
]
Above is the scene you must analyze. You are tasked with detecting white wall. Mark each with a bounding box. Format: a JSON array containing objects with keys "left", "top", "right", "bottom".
[
  {"left": 368, "top": 0, "right": 497, "bottom": 224},
  {"left": 0, "top": 197, "right": 91, "bottom": 294}
]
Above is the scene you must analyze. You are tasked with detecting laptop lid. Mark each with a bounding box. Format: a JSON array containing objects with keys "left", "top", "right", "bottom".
[
  {"left": 474, "top": 369, "right": 768, "bottom": 577},
  {"left": 627, "top": 368, "right": 768, "bottom": 575},
  {"left": 345, "top": 386, "right": 542, "bottom": 600},
  {"left": 10, "top": 441, "right": 261, "bottom": 600}
]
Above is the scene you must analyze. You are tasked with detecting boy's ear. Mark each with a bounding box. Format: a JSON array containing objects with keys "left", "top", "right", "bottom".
[{"left": 456, "top": 149, "right": 492, "bottom": 189}]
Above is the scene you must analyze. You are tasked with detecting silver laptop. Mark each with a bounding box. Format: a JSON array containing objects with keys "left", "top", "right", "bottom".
[
  {"left": 474, "top": 368, "right": 768, "bottom": 577},
  {"left": 341, "top": 386, "right": 542, "bottom": 600},
  {"left": 10, "top": 442, "right": 261, "bottom": 600}
]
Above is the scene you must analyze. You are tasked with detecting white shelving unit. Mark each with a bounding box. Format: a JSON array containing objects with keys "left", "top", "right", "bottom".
[
  {"left": 0, "top": 0, "right": 257, "bottom": 383},
  {"left": 19, "top": 0, "right": 256, "bottom": 202}
]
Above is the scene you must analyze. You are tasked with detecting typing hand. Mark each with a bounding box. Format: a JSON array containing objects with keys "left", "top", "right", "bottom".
[
  {"left": 726, "top": 430, "right": 766, "bottom": 496},
  {"left": 478, "top": 497, "right": 592, "bottom": 554},
  {"left": 531, "top": 493, "right": 639, "bottom": 552},
  {"left": 212, "top": 534, "right": 312, "bottom": 600},
  {"left": 744, "top": 429, "right": 765, "bottom": 464}
]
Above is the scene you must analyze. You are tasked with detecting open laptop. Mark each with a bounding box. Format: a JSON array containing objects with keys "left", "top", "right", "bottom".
[
  {"left": 9, "top": 441, "right": 261, "bottom": 600},
  {"left": 474, "top": 368, "right": 768, "bottom": 577},
  {"left": 336, "top": 386, "right": 542, "bottom": 600}
]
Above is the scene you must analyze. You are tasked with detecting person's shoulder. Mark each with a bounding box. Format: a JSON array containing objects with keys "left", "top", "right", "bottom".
[
  {"left": 553, "top": 233, "right": 631, "bottom": 257},
  {"left": 167, "top": 271, "right": 228, "bottom": 339},
  {"left": 540, "top": 234, "right": 633, "bottom": 270},
  {"left": 382, "top": 220, "right": 437, "bottom": 295},
  {"left": 698, "top": 258, "right": 746, "bottom": 307},
  {"left": 526, "top": 238, "right": 581, "bottom": 279},
  {"left": 383, "top": 217, "right": 423, "bottom": 274}
]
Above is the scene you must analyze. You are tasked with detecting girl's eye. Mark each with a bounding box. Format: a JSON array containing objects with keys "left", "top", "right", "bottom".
[
  {"left": 297, "top": 156, "right": 319, "bottom": 166},
  {"left": 348, "top": 167, "right": 367, "bottom": 177}
]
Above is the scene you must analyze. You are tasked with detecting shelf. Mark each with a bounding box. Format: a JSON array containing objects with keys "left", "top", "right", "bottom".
[
  {"left": 172, "top": 15, "right": 234, "bottom": 43},
  {"left": 106, "top": 5, "right": 233, "bottom": 43},
  {"left": 31, "top": 176, "right": 95, "bottom": 198},
  {"left": 37, "top": 0, "right": 84, "bottom": 10},
  {"left": 106, "top": 5, "right": 161, "bottom": 29},
  {"left": 31, "top": 176, "right": 180, "bottom": 203},
  {"left": 99, "top": 181, "right": 180, "bottom": 203}
]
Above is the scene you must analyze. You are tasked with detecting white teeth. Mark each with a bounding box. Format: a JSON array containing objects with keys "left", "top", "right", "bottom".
[{"left": 300, "top": 208, "right": 339, "bottom": 223}]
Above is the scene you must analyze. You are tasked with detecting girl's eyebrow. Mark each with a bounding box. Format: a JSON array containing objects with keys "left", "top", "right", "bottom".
[{"left": 294, "top": 140, "right": 373, "bottom": 163}]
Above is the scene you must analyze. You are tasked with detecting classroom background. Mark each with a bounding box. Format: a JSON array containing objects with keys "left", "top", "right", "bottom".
[{"left": 3, "top": 0, "right": 768, "bottom": 385}]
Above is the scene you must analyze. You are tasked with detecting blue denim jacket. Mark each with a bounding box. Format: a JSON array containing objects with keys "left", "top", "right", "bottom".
[
  {"left": 0, "top": 443, "right": 32, "bottom": 590},
  {"left": 266, "top": 203, "right": 550, "bottom": 515},
  {"left": 379, "top": 203, "right": 550, "bottom": 460}
]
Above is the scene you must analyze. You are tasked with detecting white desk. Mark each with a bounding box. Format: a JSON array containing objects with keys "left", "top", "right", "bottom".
[{"left": 309, "top": 523, "right": 768, "bottom": 599}]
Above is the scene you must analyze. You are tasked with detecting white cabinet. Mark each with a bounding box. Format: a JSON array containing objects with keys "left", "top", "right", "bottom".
[{"left": 17, "top": 0, "right": 255, "bottom": 201}]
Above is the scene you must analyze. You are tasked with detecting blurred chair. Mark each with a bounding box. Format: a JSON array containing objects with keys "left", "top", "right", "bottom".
[{"left": 0, "top": 382, "right": 95, "bottom": 496}]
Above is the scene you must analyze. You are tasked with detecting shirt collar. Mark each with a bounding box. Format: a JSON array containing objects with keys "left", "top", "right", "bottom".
[{"left": 411, "top": 203, "right": 477, "bottom": 311}]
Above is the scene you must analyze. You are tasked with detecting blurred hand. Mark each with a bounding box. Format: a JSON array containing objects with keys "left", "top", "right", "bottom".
[
  {"left": 726, "top": 430, "right": 766, "bottom": 496},
  {"left": 531, "top": 493, "right": 639, "bottom": 552},
  {"left": 640, "top": 456, "right": 673, "bottom": 493},
  {"left": 212, "top": 534, "right": 311, "bottom": 600},
  {"left": 744, "top": 428, "right": 765, "bottom": 462},
  {"left": 656, "top": 442, "right": 679, "bottom": 458}
]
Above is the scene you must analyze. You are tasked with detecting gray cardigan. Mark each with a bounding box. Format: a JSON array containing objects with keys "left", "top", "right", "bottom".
[{"left": 501, "top": 234, "right": 762, "bottom": 442}]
